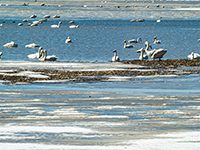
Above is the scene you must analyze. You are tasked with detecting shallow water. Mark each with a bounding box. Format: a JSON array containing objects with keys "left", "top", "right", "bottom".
[{"left": 1, "top": 2, "right": 200, "bottom": 149}]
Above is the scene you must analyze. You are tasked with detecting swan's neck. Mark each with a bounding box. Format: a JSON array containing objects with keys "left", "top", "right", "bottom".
[
  {"left": 191, "top": 53, "right": 194, "bottom": 60},
  {"left": 44, "top": 51, "right": 47, "bottom": 60},
  {"left": 145, "top": 43, "right": 150, "bottom": 53},
  {"left": 141, "top": 50, "right": 144, "bottom": 60}
]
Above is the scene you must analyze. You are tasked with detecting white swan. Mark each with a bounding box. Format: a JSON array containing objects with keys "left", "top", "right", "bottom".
[
  {"left": 43, "top": 15, "right": 50, "bottom": 18},
  {"left": 128, "top": 38, "right": 142, "bottom": 43},
  {"left": 39, "top": 50, "right": 58, "bottom": 61},
  {"left": 65, "top": 37, "right": 71, "bottom": 43},
  {"left": 3, "top": 41, "right": 18, "bottom": 47},
  {"left": 136, "top": 48, "right": 148, "bottom": 60},
  {"left": 0, "top": 52, "right": 3, "bottom": 59},
  {"left": 25, "top": 43, "right": 40, "bottom": 48},
  {"left": 69, "top": 25, "right": 79, "bottom": 28},
  {"left": 30, "top": 14, "right": 37, "bottom": 18},
  {"left": 145, "top": 41, "right": 167, "bottom": 61},
  {"left": 153, "top": 36, "right": 161, "bottom": 44},
  {"left": 28, "top": 47, "right": 43, "bottom": 59},
  {"left": 112, "top": 50, "right": 120, "bottom": 62},
  {"left": 124, "top": 40, "right": 134, "bottom": 48},
  {"left": 53, "top": 15, "right": 60, "bottom": 18},
  {"left": 18, "top": 23, "right": 23, "bottom": 26},
  {"left": 156, "top": 17, "right": 162, "bottom": 22},
  {"left": 188, "top": 52, "right": 200, "bottom": 60},
  {"left": 51, "top": 21, "right": 62, "bottom": 28}
]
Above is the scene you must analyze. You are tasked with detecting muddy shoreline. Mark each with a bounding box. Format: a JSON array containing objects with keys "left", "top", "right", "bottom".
[{"left": 1, "top": 59, "right": 200, "bottom": 84}]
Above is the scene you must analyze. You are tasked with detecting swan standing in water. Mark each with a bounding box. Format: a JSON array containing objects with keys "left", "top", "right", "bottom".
[
  {"left": 25, "top": 43, "right": 39, "bottom": 48},
  {"left": 3, "top": 41, "right": 18, "bottom": 47},
  {"left": 65, "top": 37, "right": 71, "bottom": 43},
  {"left": 153, "top": 36, "right": 161, "bottom": 44},
  {"left": 28, "top": 47, "right": 43, "bottom": 59},
  {"left": 188, "top": 52, "right": 200, "bottom": 60},
  {"left": 124, "top": 40, "right": 134, "bottom": 48},
  {"left": 128, "top": 38, "right": 142, "bottom": 43},
  {"left": 136, "top": 48, "right": 148, "bottom": 60},
  {"left": 145, "top": 41, "right": 167, "bottom": 61},
  {"left": 51, "top": 21, "right": 62, "bottom": 28},
  {"left": 112, "top": 50, "right": 120, "bottom": 62},
  {"left": 39, "top": 50, "right": 58, "bottom": 61}
]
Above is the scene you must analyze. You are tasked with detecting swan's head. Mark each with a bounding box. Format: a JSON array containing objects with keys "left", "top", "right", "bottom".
[
  {"left": 145, "top": 41, "right": 149, "bottom": 46},
  {"left": 138, "top": 38, "right": 142, "bottom": 42},
  {"left": 59, "top": 21, "right": 62, "bottom": 24},
  {"left": 39, "top": 47, "right": 43, "bottom": 50},
  {"left": 113, "top": 50, "right": 117, "bottom": 53},
  {"left": 154, "top": 36, "right": 157, "bottom": 39},
  {"left": 124, "top": 40, "right": 127, "bottom": 43}
]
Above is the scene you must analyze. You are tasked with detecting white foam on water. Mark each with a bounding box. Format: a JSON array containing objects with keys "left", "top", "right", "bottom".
[
  {"left": 88, "top": 115, "right": 129, "bottom": 119},
  {"left": 0, "top": 125, "right": 94, "bottom": 134}
]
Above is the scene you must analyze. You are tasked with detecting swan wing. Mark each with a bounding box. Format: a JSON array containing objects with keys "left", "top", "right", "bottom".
[{"left": 151, "top": 49, "right": 167, "bottom": 59}]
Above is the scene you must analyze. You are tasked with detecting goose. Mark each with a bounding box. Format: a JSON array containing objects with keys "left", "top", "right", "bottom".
[
  {"left": 28, "top": 47, "right": 43, "bottom": 59},
  {"left": 144, "top": 41, "right": 167, "bottom": 61},
  {"left": 39, "top": 50, "right": 58, "bottom": 61},
  {"left": 136, "top": 48, "right": 148, "bottom": 60},
  {"left": 112, "top": 50, "right": 120, "bottom": 62},
  {"left": 69, "top": 25, "right": 79, "bottom": 28},
  {"left": 65, "top": 37, "right": 71, "bottom": 43},
  {"left": 51, "top": 21, "right": 62, "bottom": 28},
  {"left": 153, "top": 36, "right": 161, "bottom": 44},
  {"left": 3, "top": 41, "right": 18, "bottom": 47},
  {"left": 128, "top": 38, "right": 142, "bottom": 43},
  {"left": 25, "top": 43, "right": 40, "bottom": 48},
  {"left": 156, "top": 17, "right": 162, "bottom": 22},
  {"left": 124, "top": 40, "right": 134, "bottom": 48},
  {"left": 188, "top": 52, "right": 200, "bottom": 60}
]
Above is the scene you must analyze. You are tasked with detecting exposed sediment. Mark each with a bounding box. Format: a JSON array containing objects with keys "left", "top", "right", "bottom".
[{"left": 1, "top": 59, "right": 200, "bottom": 84}]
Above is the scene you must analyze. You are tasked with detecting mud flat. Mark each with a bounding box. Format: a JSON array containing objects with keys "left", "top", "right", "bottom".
[{"left": 0, "top": 59, "right": 200, "bottom": 84}]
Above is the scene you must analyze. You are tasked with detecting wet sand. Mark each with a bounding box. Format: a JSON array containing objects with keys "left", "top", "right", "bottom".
[{"left": 1, "top": 59, "right": 200, "bottom": 84}]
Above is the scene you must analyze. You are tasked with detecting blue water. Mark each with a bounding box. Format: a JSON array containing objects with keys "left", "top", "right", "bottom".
[{"left": 1, "top": 19, "right": 200, "bottom": 62}]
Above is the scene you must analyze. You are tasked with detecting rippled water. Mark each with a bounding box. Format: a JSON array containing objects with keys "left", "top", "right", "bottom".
[{"left": 1, "top": 19, "right": 200, "bottom": 62}]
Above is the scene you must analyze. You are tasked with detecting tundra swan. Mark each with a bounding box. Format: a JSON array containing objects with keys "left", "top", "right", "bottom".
[
  {"left": 3, "top": 41, "right": 18, "bottom": 47},
  {"left": 188, "top": 52, "right": 200, "bottom": 60},
  {"left": 112, "top": 50, "right": 120, "bottom": 62},
  {"left": 136, "top": 48, "right": 148, "bottom": 60},
  {"left": 51, "top": 21, "right": 62, "bottom": 28},
  {"left": 69, "top": 25, "right": 79, "bottom": 28},
  {"left": 30, "top": 14, "right": 37, "bottom": 18},
  {"left": 28, "top": 47, "right": 43, "bottom": 59},
  {"left": 145, "top": 41, "right": 167, "bottom": 61},
  {"left": 128, "top": 38, "right": 142, "bottom": 43},
  {"left": 25, "top": 43, "right": 40, "bottom": 48},
  {"left": 0, "top": 52, "right": 3, "bottom": 59},
  {"left": 124, "top": 40, "right": 134, "bottom": 48},
  {"left": 153, "top": 36, "right": 161, "bottom": 44},
  {"left": 65, "top": 37, "right": 71, "bottom": 43},
  {"left": 156, "top": 17, "right": 162, "bottom": 22},
  {"left": 39, "top": 50, "right": 58, "bottom": 61}
]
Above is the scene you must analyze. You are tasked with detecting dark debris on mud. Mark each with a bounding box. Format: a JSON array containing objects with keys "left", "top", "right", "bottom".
[{"left": 1, "top": 59, "right": 200, "bottom": 84}]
